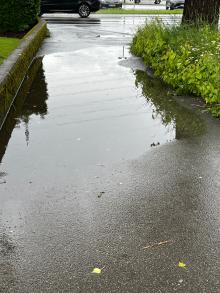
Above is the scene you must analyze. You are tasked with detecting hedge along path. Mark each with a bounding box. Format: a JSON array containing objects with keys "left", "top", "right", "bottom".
[{"left": 0, "top": 19, "right": 47, "bottom": 130}]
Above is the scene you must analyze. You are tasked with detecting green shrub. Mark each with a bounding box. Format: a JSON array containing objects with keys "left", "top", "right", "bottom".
[
  {"left": 131, "top": 20, "right": 220, "bottom": 118},
  {"left": 0, "top": 0, "right": 40, "bottom": 32}
]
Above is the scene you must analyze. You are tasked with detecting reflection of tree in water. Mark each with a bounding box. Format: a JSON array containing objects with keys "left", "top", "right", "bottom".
[
  {"left": 135, "top": 70, "right": 205, "bottom": 139},
  {"left": 0, "top": 58, "right": 48, "bottom": 162},
  {"left": 19, "top": 60, "right": 48, "bottom": 145},
  {"left": 0, "top": 58, "right": 49, "bottom": 280},
  {"left": 20, "top": 64, "right": 48, "bottom": 120}
]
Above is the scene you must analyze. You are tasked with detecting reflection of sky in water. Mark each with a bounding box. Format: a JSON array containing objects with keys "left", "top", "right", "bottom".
[{"left": 0, "top": 45, "right": 204, "bottom": 183}]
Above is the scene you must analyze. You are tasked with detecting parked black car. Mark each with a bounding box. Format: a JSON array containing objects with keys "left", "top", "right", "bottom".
[
  {"left": 166, "top": 0, "right": 184, "bottom": 10},
  {"left": 41, "top": 0, "right": 101, "bottom": 17}
]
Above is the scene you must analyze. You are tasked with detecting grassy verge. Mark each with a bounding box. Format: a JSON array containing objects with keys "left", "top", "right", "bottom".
[
  {"left": 97, "top": 8, "right": 183, "bottom": 14},
  {"left": 0, "top": 37, "right": 20, "bottom": 65},
  {"left": 131, "top": 20, "right": 220, "bottom": 118}
]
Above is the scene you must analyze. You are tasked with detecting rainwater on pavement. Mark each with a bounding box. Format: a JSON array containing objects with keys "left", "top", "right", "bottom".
[{"left": 0, "top": 15, "right": 219, "bottom": 293}]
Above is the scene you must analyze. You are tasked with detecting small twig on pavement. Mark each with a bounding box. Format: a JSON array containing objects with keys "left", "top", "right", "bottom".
[{"left": 143, "top": 240, "right": 173, "bottom": 249}]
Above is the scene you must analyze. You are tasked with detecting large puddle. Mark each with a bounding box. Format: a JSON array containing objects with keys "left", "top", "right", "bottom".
[{"left": 0, "top": 46, "right": 205, "bottom": 183}]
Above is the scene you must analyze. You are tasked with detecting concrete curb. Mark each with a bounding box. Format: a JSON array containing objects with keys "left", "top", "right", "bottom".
[{"left": 0, "top": 19, "right": 47, "bottom": 130}]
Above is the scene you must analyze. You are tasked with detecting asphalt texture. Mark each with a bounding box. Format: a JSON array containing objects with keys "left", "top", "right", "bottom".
[{"left": 0, "top": 15, "right": 220, "bottom": 293}]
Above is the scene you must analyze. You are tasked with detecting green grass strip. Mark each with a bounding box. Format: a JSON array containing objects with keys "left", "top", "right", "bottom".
[
  {"left": 96, "top": 8, "right": 183, "bottom": 14},
  {"left": 0, "top": 37, "right": 20, "bottom": 65}
]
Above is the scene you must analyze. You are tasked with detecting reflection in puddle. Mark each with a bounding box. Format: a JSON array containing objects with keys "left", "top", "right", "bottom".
[
  {"left": 0, "top": 58, "right": 48, "bottom": 163},
  {"left": 0, "top": 49, "right": 206, "bottom": 176},
  {"left": 135, "top": 70, "right": 205, "bottom": 139}
]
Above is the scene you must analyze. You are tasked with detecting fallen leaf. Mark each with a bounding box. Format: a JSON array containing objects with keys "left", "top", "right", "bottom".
[
  {"left": 92, "top": 267, "right": 102, "bottom": 274},
  {"left": 178, "top": 261, "right": 186, "bottom": 268}
]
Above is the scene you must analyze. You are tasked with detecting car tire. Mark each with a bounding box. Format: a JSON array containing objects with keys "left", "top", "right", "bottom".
[{"left": 78, "top": 3, "right": 90, "bottom": 18}]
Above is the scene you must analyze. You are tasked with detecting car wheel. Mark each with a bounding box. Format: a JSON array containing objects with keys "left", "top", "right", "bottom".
[{"left": 78, "top": 3, "right": 90, "bottom": 18}]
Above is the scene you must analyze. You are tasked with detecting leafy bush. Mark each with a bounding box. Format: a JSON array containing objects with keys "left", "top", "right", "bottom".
[
  {"left": 0, "top": 0, "right": 40, "bottom": 32},
  {"left": 131, "top": 20, "right": 220, "bottom": 117}
]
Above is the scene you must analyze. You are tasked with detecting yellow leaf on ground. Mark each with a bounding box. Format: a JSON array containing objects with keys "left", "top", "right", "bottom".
[
  {"left": 178, "top": 261, "right": 186, "bottom": 268},
  {"left": 92, "top": 267, "right": 102, "bottom": 274}
]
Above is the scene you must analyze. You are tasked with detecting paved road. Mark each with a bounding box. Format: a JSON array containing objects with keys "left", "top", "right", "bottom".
[{"left": 0, "top": 15, "right": 219, "bottom": 293}]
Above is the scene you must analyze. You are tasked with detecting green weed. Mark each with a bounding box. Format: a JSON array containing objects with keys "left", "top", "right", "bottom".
[{"left": 131, "top": 20, "right": 220, "bottom": 118}]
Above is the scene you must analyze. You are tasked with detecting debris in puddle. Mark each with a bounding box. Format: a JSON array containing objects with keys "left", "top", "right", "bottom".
[
  {"left": 150, "top": 142, "right": 160, "bottom": 147},
  {"left": 96, "top": 35, "right": 100, "bottom": 38},
  {"left": 199, "top": 176, "right": 203, "bottom": 179},
  {"left": 178, "top": 261, "right": 186, "bottom": 268},
  {"left": 98, "top": 191, "right": 105, "bottom": 198},
  {"left": 143, "top": 240, "right": 173, "bottom": 249},
  {"left": 0, "top": 179, "right": 6, "bottom": 184}
]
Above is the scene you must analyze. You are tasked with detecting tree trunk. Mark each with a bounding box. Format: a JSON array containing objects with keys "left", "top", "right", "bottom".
[{"left": 182, "top": 0, "right": 220, "bottom": 26}]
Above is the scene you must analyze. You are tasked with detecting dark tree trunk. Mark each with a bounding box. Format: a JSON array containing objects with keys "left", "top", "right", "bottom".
[{"left": 182, "top": 0, "right": 220, "bottom": 26}]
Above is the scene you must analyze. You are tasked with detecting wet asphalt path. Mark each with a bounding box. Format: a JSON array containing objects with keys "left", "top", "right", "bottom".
[{"left": 0, "top": 15, "right": 220, "bottom": 293}]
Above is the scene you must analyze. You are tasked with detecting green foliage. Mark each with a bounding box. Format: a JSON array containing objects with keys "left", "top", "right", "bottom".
[
  {"left": 0, "top": 0, "right": 40, "bottom": 32},
  {"left": 131, "top": 20, "right": 220, "bottom": 118},
  {"left": 0, "top": 37, "right": 20, "bottom": 64}
]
